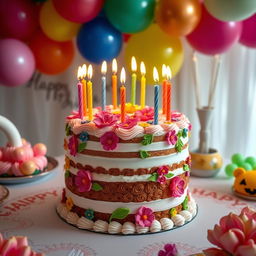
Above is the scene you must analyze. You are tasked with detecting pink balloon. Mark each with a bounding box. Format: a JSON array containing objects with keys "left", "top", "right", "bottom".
[
  {"left": 52, "top": 0, "right": 104, "bottom": 23},
  {"left": 0, "top": 0, "right": 38, "bottom": 40},
  {"left": 0, "top": 39, "right": 35, "bottom": 87},
  {"left": 240, "top": 14, "right": 256, "bottom": 48},
  {"left": 186, "top": 5, "right": 242, "bottom": 55}
]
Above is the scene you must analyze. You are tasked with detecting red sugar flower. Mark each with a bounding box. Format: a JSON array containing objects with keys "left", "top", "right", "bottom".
[
  {"left": 169, "top": 176, "right": 185, "bottom": 197},
  {"left": 100, "top": 131, "right": 119, "bottom": 151},
  {"left": 116, "top": 116, "right": 138, "bottom": 129},
  {"left": 75, "top": 170, "right": 92, "bottom": 193},
  {"left": 157, "top": 166, "right": 169, "bottom": 176},
  {"left": 68, "top": 135, "right": 78, "bottom": 156},
  {"left": 135, "top": 107, "right": 154, "bottom": 121}
]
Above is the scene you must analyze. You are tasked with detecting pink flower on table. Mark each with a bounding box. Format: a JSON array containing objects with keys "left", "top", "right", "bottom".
[
  {"left": 157, "top": 165, "right": 169, "bottom": 176},
  {"left": 157, "top": 175, "right": 167, "bottom": 185},
  {"left": 93, "top": 111, "right": 119, "bottom": 128},
  {"left": 166, "top": 130, "right": 178, "bottom": 145},
  {"left": 116, "top": 116, "right": 138, "bottom": 129},
  {"left": 158, "top": 243, "right": 179, "bottom": 256},
  {"left": 135, "top": 206, "right": 155, "bottom": 227},
  {"left": 68, "top": 135, "right": 78, "bottom": 156},
  {"left": 134, "top": 107, "right": 154, "bottom": 121},
  {"left": 240, "top": 206, "right": 256, "bottom": 221},
  {"left": 169, "top": 177, "right": 185, "bottom": 197},
  {"left": 75, "top": 170, "right": 92, "bottom": 192},
  {"left": 100, "top": 131, "right": 119, "bottom": 151}
]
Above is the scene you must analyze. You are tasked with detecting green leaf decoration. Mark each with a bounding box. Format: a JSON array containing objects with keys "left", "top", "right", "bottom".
[
  {"left": 78, "top": 142, "right": 87, "bottom": 153},
  {"left": 32, "top": 169, "right": 41, "bottom": 176},
  {"left": 182, "top": 196, "right": 189, "bottom": 210},
  {"left": 139, "top": 150, "right": 150, "bottom": 159},
  {"left": 141, "top": 134, "right": 154, "bottom": 146},
  {"left": 182, "top": 128, "right": 188, "bottom": 138},
  {"left": 92, "top": 182, "right": 103, "bottom": 191},
  {"left": 165, "top": 173, "right": 174, "bottom": 178},
  {"left": 175, "top": 138, "right": 184, "bottom": 152},
  {"left": 183, "top": 164, "right": 190, "bottom": 171},
  {"left": 65, "top": 170, "right": 70, "bottom": 178},
  {"left": 109, "top": 208, "right": 130, "bottom": 222},
  {"left": 177, "top": 130, "right": 183, "bottom": 138},
  {"left": 169, "top": 208, "right": 177, "bottom": 217},
  {"left": 148, "top": 172, "right": 158, "bottom": 182},
  {"left": 65, "top": 124, "right": 72, "bottom": 136}
]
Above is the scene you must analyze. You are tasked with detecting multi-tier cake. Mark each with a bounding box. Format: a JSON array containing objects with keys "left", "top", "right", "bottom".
[{"left": 57, "top": 105, "right": 197, "bottom": 234}]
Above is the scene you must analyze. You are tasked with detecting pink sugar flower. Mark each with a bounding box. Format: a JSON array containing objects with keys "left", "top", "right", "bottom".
[
  {"left": 134, "top": 107, "right": 154, "bottom": 121},
  {"left": 116, "top": 116, "right": 138, "bottom": 129},
  {"left": 68, "top": 135, "right": 78, "bottom": 156},
  {"left": 100, "top": 131, "right": 119, "bottom": 151},
  {"left": 171, "top": 111, "right": 182, "bottom": 121},
  {"left": 166, "top": 130, "right": 178, "bottom": 145},
  {"left": 93, "top": 111, "right": 119, "bottom": 128},
  {"left": 158, "top": 243, "right": 179, "bottom": 256},
  {"left": 157, "top": 166, "right": 169, "bottom": 176},
  {"left": 66, "top": 111, "right": 79, "bottom": 120},
  {"left": 135, "top": 206, "right": 155, "bottom": 227},
  {"left": 75, "top": 170, "right": 92, "bottom": 192},
  {"left": 157, "top": 175, "right": 167, "bottom": 185},
  {"left": 169, "top": 177, "right": 185, "bottom": 197}
]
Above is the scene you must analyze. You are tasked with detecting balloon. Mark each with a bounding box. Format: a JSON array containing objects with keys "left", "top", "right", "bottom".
[
  {"left": 29, "top": 31, "right": 74, "bottom": 75},
  {"left": 155, "top": 0, "right": 202, "bottom": 36},
  {"left": 0, "top": 0, "right": 38, "bottom": 40},
  {"left": 39, "top": 0, "right": 81, "bottom": 42},
  {"left": 204, "top": 0, "right": 256, "bottom": 22},
  {"left": 186, "top": 6, "right": 242, "bottom": 55},
  {"left": 77, "top": 17, "right": 122, "bottom": 64},
  {"left": 0, "top": 39, "right": 35, "bottom": 87},
  {"left": 52, "top": 0, "right": 104, "bottom": 23},
  {"left": 125, "top": 25, "right": 184, "bottom": 84},
  {"left": 105, "top": 0, "right": 156, "bottom": 33},
  {"left": 240, "top": 14, "right": 256, "bottom": 48}
]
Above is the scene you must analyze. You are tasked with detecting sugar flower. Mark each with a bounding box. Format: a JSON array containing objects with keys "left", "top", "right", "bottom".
[
  {"left": 169, "top": 177, "right": 185, "bottom": 197},
  {"left": 100, "top": 131, "right": 119, "bottom": 151},
  {"left": 166, "top": 130, "right": 178, "bottom": 145},
  {"left": 135, "top": 206, "right": 155, "bottom": 227},
  {"left": 68, "top": 135, "right": 78, "bottom": 156},
  {"left": 116, "top": 116, "right": 138, "bottom": 129},
  {"left": 93, "top": 111, "right": 119, "bottom": 128},
  {"left": 157, "top": 175, "right": 167, "bottom": 185},
  {"left": 157, "top": 166, "right": 169, "bottom": 176},
  {"left": 135, "top": 107, "right": 154, "bottom": 122},
  {"left": 158, "top": 243, "right": 179, "bottom": 256},
  {"left": 79, "top": 131, "right": 89, "bottom": 142},
  {"left": 75, "top": 170, "right": 92, "bottom": 192},
  {"left": 64, "top": 157, "right": 70, "bottom": 170},
  {"left": 85, "top": 209, "right": 94, "bottom": 220},
  {"left": 186, "top": 156, "right": 192, "bottom": 168},
  {"left": 66, "top": 197, "right": 74, "bottom": 211},
  {"left": 171, "top": 111, "right": 182, "bottom": 121}
]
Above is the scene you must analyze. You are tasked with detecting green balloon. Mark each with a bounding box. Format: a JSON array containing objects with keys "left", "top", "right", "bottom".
[
  {"left": 225, "top": 163, "right": 238, "bottom": 177},
  {"left": 240, "top": 162, "right": 252, "bottom": 171},
  {"left": 204, "top": 0, "right": 256, "bottom": 22},
  {"left": 245, "top": 157, "right": 256, "bottom": 169},
  {"left": 231, "top": 153, "right": 244, "bottom": 166},
  {"left": 104, "top": 0, "right": 156, "bottom": 33}
]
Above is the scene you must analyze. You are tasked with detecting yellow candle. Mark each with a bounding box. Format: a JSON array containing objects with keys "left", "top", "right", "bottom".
[
  {"left": 131, "top": 56, "right": 137, "bottom": 105},
  {"left": 81, "top": 64, "right": 87, "bottom": 118},
  {"left": 120, "top": 67, "right": 126, "bottom": 123},
  {"left": 87, "top": 64, "right": 93, "bottom": 121},
  {"left": 112, "top": 59, "right": 117, "bottom": 109},
  {"left": 140, "top": 62, "right": 146, "bottom": 109}
]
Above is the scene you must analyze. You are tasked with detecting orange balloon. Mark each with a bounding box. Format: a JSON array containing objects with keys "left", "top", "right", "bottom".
[
  {"left": 155, "top": 0, "right": 202, "bottom": 36},
  {"left": 29, "top": 30, "right": 74, "bottom": 75}
]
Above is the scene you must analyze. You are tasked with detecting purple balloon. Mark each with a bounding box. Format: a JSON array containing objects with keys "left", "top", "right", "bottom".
[
  {"left": 240, "top": 14, "right": 256, "bottom": 48},
  {"left": 0, "top": 39, "right": 35, "bottom": 87},
  {"left": 186, "top": 5, "right": 242, "bottom": 55}
]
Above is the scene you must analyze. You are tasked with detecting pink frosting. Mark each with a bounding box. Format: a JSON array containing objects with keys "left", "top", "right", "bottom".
[
  {"left": 11, "top": 163, "right": 23, "bottom": 177},
  {"left": 144, "top": 125, "right": 164, "bottom": 135},
  {"left": 161, "top": 123, "right": 179, "bottom": 133},
  {"left": 32, "top": 156, "right": 47, "bottom": 170},
  {"left": 115, "top": 125, "right": 144, "bottom": 140},
  {"left": 0, "top": 161, "right": 12, "bottom": 175},
  {"left": 72, "top": 121, "right": 96, "bottom": 135}
]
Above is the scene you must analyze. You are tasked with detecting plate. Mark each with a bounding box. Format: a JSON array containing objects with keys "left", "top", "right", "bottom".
[
  {"left": 0, "top": 156, "right": 58, "bottom": 185},
  {"left": 0, "top": 185, "right": 9, "bottom": 203}
]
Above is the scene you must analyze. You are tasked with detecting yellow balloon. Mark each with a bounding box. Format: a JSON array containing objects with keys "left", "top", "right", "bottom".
[
  {"left": 125, "top": 25, "right": 184, "bottom": 84},
  {"left": 39, "top": 0, "right": 81, "bottom": 42}
]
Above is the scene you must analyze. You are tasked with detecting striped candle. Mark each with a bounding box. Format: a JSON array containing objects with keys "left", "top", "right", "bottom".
[{"left": 153, "top": 67, "right": 159, "bottom": 125}]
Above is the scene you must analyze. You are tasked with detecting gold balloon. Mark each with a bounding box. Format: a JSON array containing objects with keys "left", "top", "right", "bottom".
[{"left": 155, "top": 0, "right": 202, "bottom": 36}]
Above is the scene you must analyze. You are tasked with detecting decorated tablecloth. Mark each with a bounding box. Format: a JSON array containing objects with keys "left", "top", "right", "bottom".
[{"left": 0, "top": 156, "right": 254, "bottom": 256}]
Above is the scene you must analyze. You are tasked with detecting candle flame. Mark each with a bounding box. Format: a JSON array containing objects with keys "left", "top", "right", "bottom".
[
  {"left": 120, "top": 67, "right": 126, "bottom": 84},
  {"left": 162, "top": 64, "right": 167, "bottom": 78},
  {"left": 153, "top": 67, "right": 159, "bottom": 82},
  {"left": 112, "top": 58, "right": 117, "bottom": 74},
  {"left": 140, "top": 62, "right": 146, "bottom": 76},
  {"left": 88, "top": 64, "right": 93, "bottom": 80},
  {"left": 81, "top": 64, "right": 87, "bottom": 79},
  {"left": 77, "top": 66, "right": 82, "bottom": 80},
  {"left": 101, "top": 61, "right": 107, "bottom": 75},
  {"left": 131, "top": 56, "right": 137, "bottom": 72},
  {"left": 166, "top": 66, "right": 172, "bottom": 80}
]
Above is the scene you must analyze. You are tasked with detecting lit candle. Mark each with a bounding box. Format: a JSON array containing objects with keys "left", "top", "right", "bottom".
[
  {"left": 153, "top": 67, "right": 160, "bottom": 125},
  {"left": 120, "top": 67, "right": 126, "bottom": 123},
  {"left": 140, "top": 62, "right": 146, "bottom": 109},
  {"left": 112, "top": 59, "right": 117, "bottom": 109},
  {"left": 77, "top": 66, "right": 84, "bottom": 120},
  {"left": 81, "top": 64, "right": 87, "bottom": 118},
  {"left": 166, "top": 66, "right": 172, "bottom": 121},
  {"left": 101, "top": 61, "right": 107, "bottom": 111},
  {"left": 87, "top": 64, "right": 93, "bottom": 121},
  {"left": 162, "top": 64, "right": 167, "bottom": 115},
  {"left": 131, "top": 56, "right": 137, "bottom": 105}
]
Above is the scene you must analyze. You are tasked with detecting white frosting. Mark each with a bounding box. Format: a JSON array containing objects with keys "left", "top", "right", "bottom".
[
  {"left": 60, "top": 206, "right": 69, "bottom": 219},
  {"left": 136, "top": 225, "right": 149, "bottom": 234},
  {"left": 108, "top": 221, "right": 122, "bottom": 234},
  {"left": 66, "top": 212, "right": 79, "bottom": 225},
  {"left": 122, "top": 222, "right": 136, "bottom": 234},
  {"left": 93, "top": 220, "right": 109, "bottom": 232},
  {"left": 77, "top": 217, "right": 94, "bottom": 230},
  {"left": 65, "top": 187, "right": 188, "bottom": 214},
  {"left": 172, "top": 214, "right": 185, "bottom": 226},
  {"left": 179, "top": 210, "right": 192, "bottom": 221},
  {"left": 188, "top": 199, "right": 197, "bottom": 217},
  {"left": 150, "top": 220, "right": 161, "bottom": 233},
  {"left": 57, "top": 203, "right": 65, "bottom": 214},
  {"left": 69, "top": 166, "right": 185, "bottom": 183},
  {"left": 160, "top": 218, "right": 174, "bottom": 230},
  {"left": 66, "top": 147, "right": 189, "bottom": 170}
]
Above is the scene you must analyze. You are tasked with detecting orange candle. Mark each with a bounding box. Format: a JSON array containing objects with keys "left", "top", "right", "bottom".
[
  {"left": 166, "top": 66, "right": 172, "bottom": 121},
  {"left": 162, "top": 64, "right": 167, "bottom": 115},
  {"left": 81, "top": 64, "right": 87, "bottom": 118},
  {"left": 87, "top": 64, "right": 93, "bottom": 121},
  {"left": 112, "top": 59, "right": 117, "bottom": 109},
  {"left": 120, "top": 67, "right": 126, "bottom": 123}
]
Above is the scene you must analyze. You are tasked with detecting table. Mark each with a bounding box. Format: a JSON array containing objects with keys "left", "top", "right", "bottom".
[{"left": 0, "top": 156, "right": 254, "bottom": 256}]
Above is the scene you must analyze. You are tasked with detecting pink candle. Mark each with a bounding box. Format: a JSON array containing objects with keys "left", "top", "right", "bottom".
[{"left": 78, "top": 82, "right": 83, "bottom": 119}]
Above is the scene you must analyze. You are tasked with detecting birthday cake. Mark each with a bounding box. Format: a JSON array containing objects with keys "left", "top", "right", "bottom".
[{"left": 57, "top": 105, "right": 197, "bottom": 234}]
